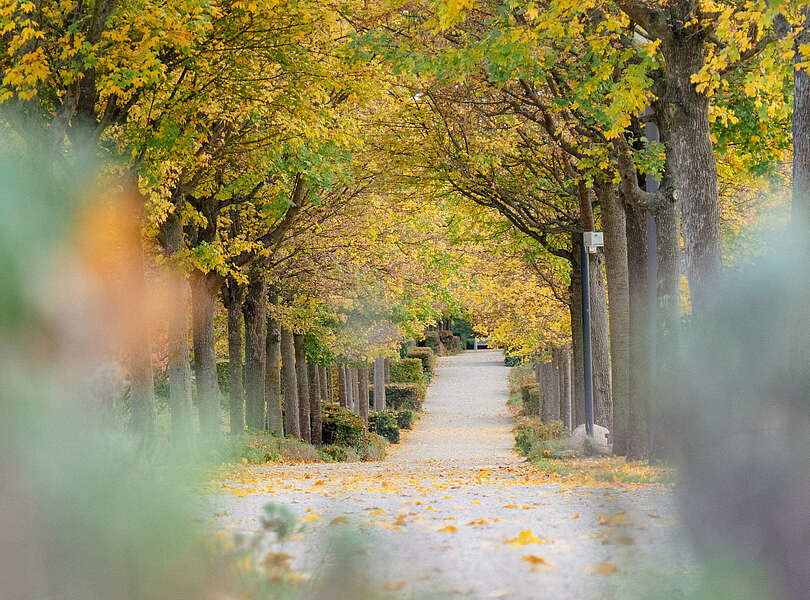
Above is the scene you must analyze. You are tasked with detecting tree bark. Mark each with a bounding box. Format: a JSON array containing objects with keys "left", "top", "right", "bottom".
[
  {"left": 347, "top": 366, "right": 355, "bottom": 411},
  {"left": 338, "top": 364, "right": 347, "bottom": 408},
  {"left": 384, "top": 358, "right": 391, "bottom": 385},
  {"left": 374, "top": 357, "right": 386, "bottom": 411},
  {"left": 540, "top": 362, "right": 554, "bottom": 423},
  {"left": 190, "top": 270, "right": 221, "bottom": 439},
  {"left": 266, "top": 314, "right": 283, "bottom": 434},
  {"left": 661, "top": 28, "right": 721, "bottom": 317},
  {"left": 353, "top": 368, "right": 360, "bottom": 413},
  {"left": 243, "top": 267, "right": 266, "bottom": 431},
  {"left": 326, "top": 364, "right": 334, "bottom": 403},
  {"left": 162, "top": 213, "right": 193, "bottom": 445},
  {"left": 559, "top": 347, "right": 572, "bottom": 432},
  {"left": 549, "top": 349, "right": 562, "bottom": 422},
  {"left": 794, "top": 8, "right": 810, "bottom": 240},
  {"left": 358, "top": 364, "right": 370, "bottom": 424},
  {"left": 280, "top": 327, "right": 300, "bottom": 438},
  {"left": 319, "top": 365, "right": 330, "bottom": 405},
  {"left": 626, "top": 203, "right": 651, "bottom": 460},
  {"left": 597, "top": 183, "right": 630, "bottom": 453},
  {"left": 308, "top": 362, "right": 322, "bottom": 445},
  {"left": 293, "top": 333, "right": 310, "bottom": 442},
  {"left": 223, "top": 279, "right": 244, "bottom": 434},
  {"left": 569, "top": 244, "right": 585, "bottom": 428}
]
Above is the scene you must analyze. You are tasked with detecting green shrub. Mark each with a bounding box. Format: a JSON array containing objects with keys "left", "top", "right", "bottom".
[
  {"left": 520, "top": 381, "right": 540, "bottom": 415},
  {"left": 389, "top": 358, "right": 423, "bottom": 383},
  {"left": 369, "top": 410, "right": 400, "bottom": 444},
  {"left": 438, "top": 329, "right": 455, "bottom": 348},
  {"left": 370, "top": 383, "right": 422, "bottom": 411},
  {"left": 224, "top": 432, "right": 320, "bottom": 464},
  {"left": 396, "top": 408, "right": 416, "bottom": 429},
  {"left": 361, "top": 433, "right": 389, "bottom": 461},
  {"left": 321, "top": 445, "right": 361, "bottom": 462},
  {"left": 407, "top": 347, "right": 436, "bottom": 374},
  {"left": 321, "top": 403, "right": 365, "bottom": 447},
  {"left": 216, "top": 361, "right": 230, "bottom": 391},
  {"left": 423, "top": 331, "right": 444, "bottom": 355},
  {"left": 453, "top": 335, "right": 464, "bottom": 354},
  {"left": 514, "top": 417, "right": 567, "bottom": 457}
]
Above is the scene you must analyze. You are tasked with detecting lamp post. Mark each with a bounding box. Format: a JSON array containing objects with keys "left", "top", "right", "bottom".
[{"left": 581, "top": 230, "right": 604, "bottom": 437}]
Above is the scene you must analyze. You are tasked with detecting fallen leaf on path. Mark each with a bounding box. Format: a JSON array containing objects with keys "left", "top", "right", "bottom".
[
  {"left": 467, "top": 518, "right": 488, "bottom": 526},
  {"left": 384, "top": 581, "right": 407, "bottom": 591},
  {"left": 571, "top": 514, "right": 580, "bottom": 520},
  {"left": 585, "top": 562, "right": 619, "bottom": 575},
  {"left": 503, "top": 530, "right": 545, "bottom": 547},
  {"left": 329, "top": 517, "right": 349, "bottom": 526},
  {"left": 487, "top": 589, "right": 514, "bottom": 597},
  {"left": 522, "top": 555, "right": 554, "bottom": 572},
  {"left": 299, "top": 514, "right": 322, "bottom": 523},
  {"left": 597, "top": 512, "right": 626, "bottom": 526},
  {"left": 439, "top": 525, "right": 458, "bottom": 533}
]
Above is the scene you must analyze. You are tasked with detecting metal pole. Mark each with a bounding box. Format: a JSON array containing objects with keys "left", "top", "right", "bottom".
[{"left": 581, "top": 233, "right": 595, "bottom": 437}]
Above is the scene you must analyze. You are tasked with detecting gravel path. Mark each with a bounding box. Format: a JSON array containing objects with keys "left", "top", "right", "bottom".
[{"left": 211, "top": 351, "right": 696, "bottom": 599}]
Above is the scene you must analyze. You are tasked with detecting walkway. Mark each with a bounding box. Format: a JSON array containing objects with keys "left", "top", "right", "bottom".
[{"left": 212, "top": 351, "right": 695, "bottom": 598}]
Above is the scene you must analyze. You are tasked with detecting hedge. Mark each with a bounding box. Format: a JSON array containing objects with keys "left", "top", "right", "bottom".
[
  {"left": 389, "top": 358, "right": 423, "bottom": 383},
  {"left": 321, "top": 403, "right": 366, "bottom": 447},
  {"left": 369, "top": 410, "right": 400, "bottom": 444},
  {"left": 407, "top": 347, "right": 436, "bottom": 375},
  {"left": 520, "top": 381, "right": 540, "bottom": 415},
  {"left": 396, "top": 408, "right": 416, "bottom": 429},
  {"left": 369, "top": 383, "right": 422, "bottom": 411},
  {"left": 423, "top": 331, "right": 444, "bottom": 355}
]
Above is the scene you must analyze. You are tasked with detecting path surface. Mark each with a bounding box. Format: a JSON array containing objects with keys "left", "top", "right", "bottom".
[{"left": 212, "top": 351, "right": 696, "bottom": 599}]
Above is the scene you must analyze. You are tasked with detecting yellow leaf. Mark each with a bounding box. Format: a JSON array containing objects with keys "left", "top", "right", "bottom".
[
  {"left": 585, "top": 562, "right": 619, "bottom": 575},
  {"left": 503, "top": 530, "right": 545, "bottom": 547},
  {"left": 438, "top": 525, "right": 458, "bottom": 533}
]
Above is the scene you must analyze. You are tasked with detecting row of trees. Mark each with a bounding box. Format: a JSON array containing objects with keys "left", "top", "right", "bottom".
[
  {"left": 0, "top": 0, "right": 469, "bottom": 447},
  {"left": 356, "top": 0, "right": 808, "bottom": 458},
  {"left": 2, "top": 1, "right": 807, "bottom": 459}
]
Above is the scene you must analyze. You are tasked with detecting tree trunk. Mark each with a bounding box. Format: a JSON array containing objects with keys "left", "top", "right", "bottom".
[
  {"left": 266, "top": 314, "right": 283, "bottom": 434},
  {"left": 129, "top": 221, "right": 155, "bottom": 439},
  {"left": 223, "top": 280, "right": 244, "bottom": 434},
  {"left": 794, "top": 9, "right": 810, "bottom": 239},
  {"left": 162, "top": 213, "right": 193, "bottom": 445},
  {"left": 549, "top": 349, "right": 561, "bottom": 422},
  {"left": 384, "top": 358, "right": 391, "bottom": 385},
  {"left": 570, "top": 245, "right": 585, "bottom": 428},
  {"left": 308, "top": 362, "right": 322, "bottom": 445},
  {"left": 559, "top": 347, "right": 572, "bottom": 432},
  {"left": 353, "top": 368, "right": 360, "bottom": 413},
  {"left": 661, "top": 33, "right": 721, "bottom": 317},
  {"left": 598, "top": 183, "right": 630, "bottom": 453},
  {"left": 540, "top": 362, "right": 554, "bottom": 423},
  {"left": 338, "top": 364, "right": 347, "bottom": 407},
  {"left": 243, "top": 267, "right": 266, "bottom": 431},
  {"left": 280, "top": 327, "right": 300, "bottom": 438},
  {"left": 326, "top": 365, "right": 334, "bottom": 403},
  {"left": 626, "top": 203, "right": 651, "bottom": 460},
  {"left": 589, "top": 252, "right": 612, "bottom": 430},
  {"left": 347, "top": 366, "right": 355, "bottom": 411},
  {"left": 358, "top": 364, "right": 370, "bottom": 424},
  {"left": 190, "top": 270, "right": 221, "bottom": 439},
  {"left": 294, "top": 333, "right": 310, "bottom": 442},
  {"left": 319, "top": 365, "right": 330, "bottom": 406},
  {"left": 374, "top": 357, "right": 386, "bottom": 411}
]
